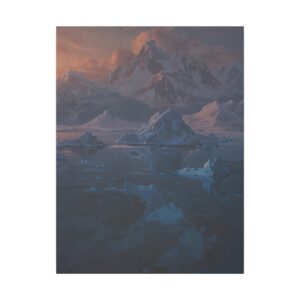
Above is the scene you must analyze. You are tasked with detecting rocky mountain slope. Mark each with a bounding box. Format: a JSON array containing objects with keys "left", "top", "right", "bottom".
[
  {"left": 183, "top": 100, "right": 243, "bottom": 132},
  {"left": 108, "top": 40, "right": 223, "bottom": 107},
  {"left": 57, "top": 71, "right": 153, "bottom": 125},
  {"left": 81, "top": 110, "right": 141, "bottom": 130}
]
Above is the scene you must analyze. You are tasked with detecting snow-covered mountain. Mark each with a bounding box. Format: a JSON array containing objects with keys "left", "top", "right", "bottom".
[
  {"left": 57, "top": 70, "right": 153, "bottom": 125},
  {"left": 183, "top": 100, "right": 243, "bottom": 132},
  {"left": 108, "top": 40, "right": 223, "bottom": 107},
  {"left": 57, "top": 43, "right": 243, "bottom": 128},
  {"left": 81, "top": 110, "right": 141, "bottom": 130},
  {"left": 118, "top": 109, "right": 200, "bottom": 145},
  {"left": 214, "top": 63, "right": 244, "bottom": 101},
  {"left": 57, "top": 43, "right": 244, "bottom": 125}
]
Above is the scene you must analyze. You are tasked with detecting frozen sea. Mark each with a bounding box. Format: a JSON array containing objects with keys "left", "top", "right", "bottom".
[{"left": 57, "top": 129, "right": 243, "bottom": 273}]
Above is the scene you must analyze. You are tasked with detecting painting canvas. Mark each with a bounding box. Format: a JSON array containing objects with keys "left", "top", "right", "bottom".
[{"left": 56, "top": 27, "right": 244, "bottom": 273}]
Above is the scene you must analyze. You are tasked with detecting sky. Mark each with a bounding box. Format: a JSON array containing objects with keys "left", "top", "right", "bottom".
[{"left": 57, "top": 27, "right": 243, "bottom": 79}]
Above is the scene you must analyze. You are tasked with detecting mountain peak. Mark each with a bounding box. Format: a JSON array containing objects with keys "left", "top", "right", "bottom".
[
  {"left": 137, "top": 39, "right": 166, "bottom": 61},
  {"left": 145, "top": 39, "right": 157, "bottom": 47}
]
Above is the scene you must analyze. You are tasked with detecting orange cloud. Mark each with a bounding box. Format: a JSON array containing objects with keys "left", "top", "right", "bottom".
[
  {"left": 57, "top": 27, "right": 242, "bottom": 79},
  {"left": 71, "top": 48, "right": 133, "bottom": 80},
  {"left": 110, "top": 48, "right": 133, "bottom": 69},
  {"left": 131, "top": 27, "right": 189, "bottom": 55},
  {"left": 73, "top": 58, "right": 109, "bottom": 80}
]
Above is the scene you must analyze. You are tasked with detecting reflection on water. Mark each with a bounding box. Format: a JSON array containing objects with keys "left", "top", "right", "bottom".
[
  {"left": 144, "top": 146, "right": 187, "bottom": 172},
  {"left": 57, "top": 132, "right": 243, "bottom": 273}
]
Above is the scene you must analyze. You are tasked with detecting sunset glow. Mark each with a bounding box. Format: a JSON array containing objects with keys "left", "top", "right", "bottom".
[
  {"left": 57, "top": 27, "right": 244, "bottom": 274},
  {"left": 57, "top": 27, "right": 243, "bottom": 79}
]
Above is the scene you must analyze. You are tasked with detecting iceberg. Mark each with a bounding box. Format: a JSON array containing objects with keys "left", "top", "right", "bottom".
[
  {"left": 85, "top": 185, "right": 99, "bottom": 193},
  {"left": 145, "top": 203, "right": 184, "bottom": 225},
  {"left": 117, "top": 110, "right": 200, "bottom": 145},
  {"left": 59, "top": 132, "right": 105, "bottom": 149},
  {"left": 176, "top": 158, "right": 217, "bottom": 193}
]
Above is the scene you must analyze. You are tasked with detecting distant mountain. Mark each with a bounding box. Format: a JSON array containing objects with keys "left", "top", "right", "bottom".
[
  {"left": 183, "top": 100, "right": 243, "bottom": 132},
  {"left": 108, "top": 40, "right": 223, "bottom": 107},
  {"left": 57, "top": 71, "right": 153, "bottom": 125},
  {"left": 118, "top": 109, "right": 201, "bottom": 145},
  {"left": 57, "top": 43, "right": 243, "bottom": 126},
  {"left": 214, "top": 63, "right": 244, "bottom": 101},
  {"left": 81, "top": 110, "right": 141, "bottom": 130}
]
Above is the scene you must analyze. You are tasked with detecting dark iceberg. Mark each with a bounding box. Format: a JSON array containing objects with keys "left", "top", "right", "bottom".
[{"left": 58, "top": 132, "right": 105, "bottom": 149}]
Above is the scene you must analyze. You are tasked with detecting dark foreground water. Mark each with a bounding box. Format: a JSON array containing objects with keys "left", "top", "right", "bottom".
[{"left": 57, "top": 137, "right": 243, "bottom": 273}]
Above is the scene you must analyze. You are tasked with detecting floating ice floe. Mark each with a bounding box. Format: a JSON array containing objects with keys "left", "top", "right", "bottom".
[
  {"left": 121, "top": 182, "right": 155, "bottom": 201},
  {"left": 145, "top": 203, "right": 184, "bottom": 225},
  {"left": 85, "top": 185, "right": 100, "bottom": 193},
  {"left": 104, "top": 184, "right": 119, "bottom": 192},
  {"left": 176, "top": 158, "right": 217, "bottom": 193},
  {"left": 80, "top": 159, "right": 104, "bottom": 169}
]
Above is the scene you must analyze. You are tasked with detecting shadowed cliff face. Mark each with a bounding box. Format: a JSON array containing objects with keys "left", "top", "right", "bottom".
[{"left": 57, "top": 71, "right": 154, "bottom": 125}]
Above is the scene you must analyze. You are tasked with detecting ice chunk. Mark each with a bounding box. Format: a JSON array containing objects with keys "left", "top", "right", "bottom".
[
  {"left": 145, "top": 203, "right": 184, "bottom": 224},
  {"left": 85, "top": 185, "right": 99, "bottom": 193},
  {"left": 60, "top": 132, "right": 105, "bottom": 149},
  {"left": 176, "top": 158, "right": 217, "bottom": 193}
]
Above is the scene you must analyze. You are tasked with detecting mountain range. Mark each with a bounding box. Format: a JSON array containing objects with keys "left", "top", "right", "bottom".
[
  {"left": 57, "top": 40, "right": 243, "bottom": 130},
  {"left": 183, "top": 100, "right": 243, "bottom": 132},
  {"left": 81, "top": 110, "right": 141, "bottom": 130},
  {"left": 57, "top": 71, "right": 153, "bottom": 125},
  {"left": 108, "top": 40, "right": 243, "bottom": 107}
]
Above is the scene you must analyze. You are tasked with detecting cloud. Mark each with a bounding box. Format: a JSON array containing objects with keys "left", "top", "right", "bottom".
[
  {"left": 73, "top": 58, "right": 108, "bottom": 80},
  {"left": 131, "top": 28, "right": 242, "bottom": 68},
  {"left": 57, "top": 27, "right": 243, "bottom": 78},
  {"left": 73, "top": 48, "right": 134, "bottom": 80},
  {"left": 189, "top": 44, "right": 242, "bottom": 69},
  {"left": 110, "top": 48, "right": 134, "bottom": 69},
  {"left": 131, "top": 28, "right": 188, "bottom": 55}
]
